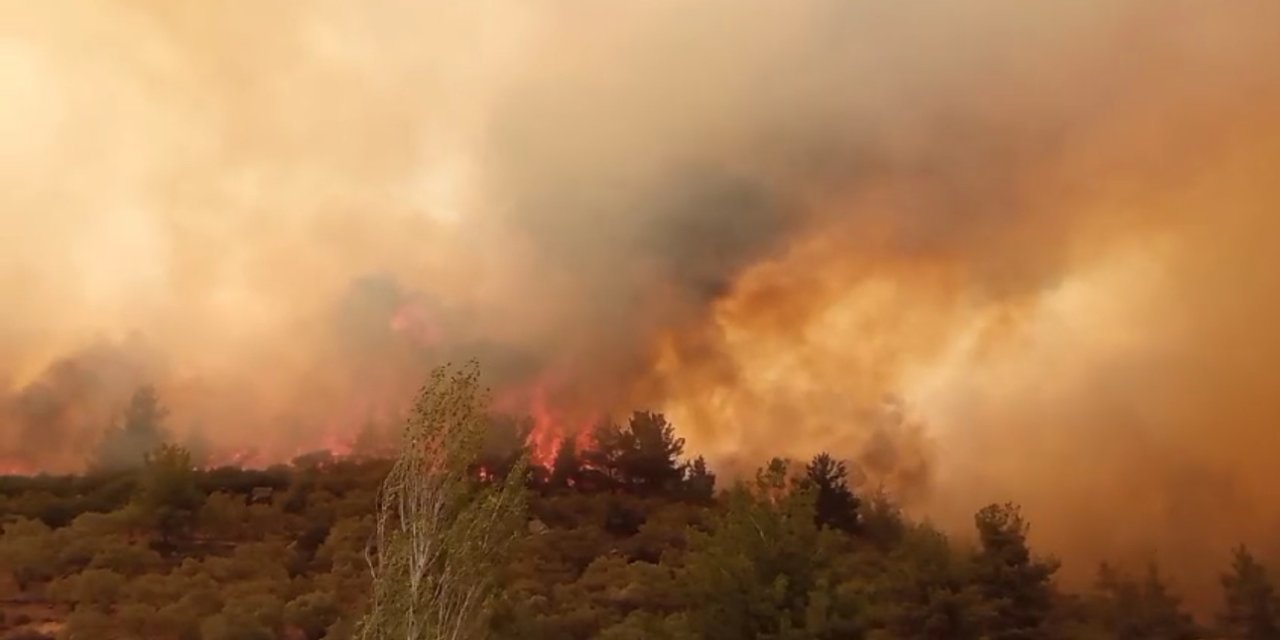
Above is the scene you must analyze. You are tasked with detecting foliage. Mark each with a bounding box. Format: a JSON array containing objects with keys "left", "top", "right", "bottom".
[
  {"left": 803, "top": 453, "right": 860, "bottom": 534},
  {"left": 0, "top": 385, "right": 1272, "bottom": 640},
  {"left": 1219, "top": 545, "right": 1280, "bottom": 639},
  {"left": 587, "top": 412, "right": 686, "bottom": 495},
  {"left": 972, "top": 502, "right": 1060, "bottom": 640},
  {"left": 133, "top": 443, "right": 203, "bottom": 545},
  {"left": 1090, "top": 563, "right": 1202, "bottom": 640},
  {"left": 681, "top": 458, "right": 847, "bottom": 639},
  {"left": 358, "top": 362, "right": 529, "bottom": 640}
]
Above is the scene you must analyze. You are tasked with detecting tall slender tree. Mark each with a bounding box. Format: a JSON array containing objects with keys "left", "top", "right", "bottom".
[{"left": 359, "top": 362, "right": 528, "bottom": 640}]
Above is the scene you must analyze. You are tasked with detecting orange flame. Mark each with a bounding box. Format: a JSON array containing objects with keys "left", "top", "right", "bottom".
[{"left": 494, "top": 372, "right": 598, "bottom": 468}]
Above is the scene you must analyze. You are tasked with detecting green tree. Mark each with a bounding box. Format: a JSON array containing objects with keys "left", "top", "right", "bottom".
[
  {"left": 682, "top": 458, "right": 847, "bottom": 639},
  {"left": 586, "top": 412, "right": 686, "bottom": 495},
  {"left": 804, "top": 453, "right": 860, "bottom": 534},
  {"left": 1219, "top": 545, "right": 1280, "bottom": 640},
  {"left": 971, "top": 503, "right": 1059, "bottom": 640},
  {"left": 133, "top": 443, "right": 203, "bottom": 546},
  {"left": 867, "top": 523, "right": 993, "bottom": 639},
  {"left": 621, "top": 412, "right": 686, "bottom": 494},
  {"left": 359, "top": 362, "right": 529, "bottom": 640}
]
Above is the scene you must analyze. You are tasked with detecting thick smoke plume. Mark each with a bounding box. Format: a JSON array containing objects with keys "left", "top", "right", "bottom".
[{"left": 3, "top": 0, "right": 1279, "bottom": 601}]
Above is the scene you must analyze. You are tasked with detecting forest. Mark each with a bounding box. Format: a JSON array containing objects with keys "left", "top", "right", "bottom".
[{"left": 1, "top": 378, "right": 1278, "bottom": 640}]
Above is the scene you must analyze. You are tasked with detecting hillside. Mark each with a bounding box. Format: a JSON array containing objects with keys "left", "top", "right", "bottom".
[{"left": 2, "top": 409, "right": 1274, "bottom": 640}]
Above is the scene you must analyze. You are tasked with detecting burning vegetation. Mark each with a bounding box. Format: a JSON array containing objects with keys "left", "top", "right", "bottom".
[
  {"left": 2, "top": 363, "right": 1279, "bottom": 639},
  {"left": 3, "top": 0, "right": 1280, "bottom": 623}
]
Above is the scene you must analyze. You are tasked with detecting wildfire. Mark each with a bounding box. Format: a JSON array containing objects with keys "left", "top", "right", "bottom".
[
  {"left": 0, "top": 456, "right": 35, "bottom": 477},
  {"left": 493, "top": 373, "right": 597, "bottom": 468},
  {"left": 203, "top": 447, "right": 261, "bottom": 470}
]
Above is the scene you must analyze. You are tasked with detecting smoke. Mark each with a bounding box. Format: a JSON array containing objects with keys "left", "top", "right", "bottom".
[{"left": 3, "top": 0, "right": 1279, "bottom": 600}]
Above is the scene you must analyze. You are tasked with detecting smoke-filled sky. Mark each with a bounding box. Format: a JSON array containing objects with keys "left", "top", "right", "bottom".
[{"left": 3, "top": 0, "right": 1279, "bottom": 597}]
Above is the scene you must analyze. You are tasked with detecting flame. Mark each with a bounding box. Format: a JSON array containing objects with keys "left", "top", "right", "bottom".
[
  {"left": 203, "top": 447, "right": 260, "bottom": 470},
  {"left": 493, "top": 372, "right": 598, "bottom": 468},
  {"left": 0, "top": 455, "right": 35, "bottom": 476}
]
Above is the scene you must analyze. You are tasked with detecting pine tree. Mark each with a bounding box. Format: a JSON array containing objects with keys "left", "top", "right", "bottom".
[
  {"left": 1219, "top": 545, "right": 1280, "bottom": 640},
  {"left": 583, "top": 412, "right": 686, "bottom": 494},
  {"left": 803, "top": 453, "right": 860, "bottom": 534},
  {"left": 620, "top": 411, "right": 686, "bottom": 494},
  {"left": 971, "top": 503, "right": 1059, "bottom": 640}
]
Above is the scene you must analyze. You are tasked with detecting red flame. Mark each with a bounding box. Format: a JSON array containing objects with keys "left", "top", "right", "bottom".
[
  {"left": 494, "top": 372, "right": 598, "bottom": 468},
  {"left": 0, "top": 455, "right": 35, "bottom": 476}
]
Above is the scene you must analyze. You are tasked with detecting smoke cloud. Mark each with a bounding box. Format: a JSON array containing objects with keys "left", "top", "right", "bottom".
[{"left": 3, "top": 0, "right": 1279, "bottom": 601}]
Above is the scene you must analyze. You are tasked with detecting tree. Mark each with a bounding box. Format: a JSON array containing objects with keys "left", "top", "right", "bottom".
[
  {"left": 48, "top": 568, "right": 126, "bottom": 606},
  {"left": 0, "top": 518, "right": 58, "bottom": 588},
  {"left": 201, "top": 594, "right": 281, "bottom": 640},
  {"left": 286, "top": 590, "right": 343, "bottom": 640},
  {"left": 359, "top": 362, "right": 529, "bottom": 640},
  {"left": 1092, "top": 563, "right": 1201, "bottom": 640},
  {"left": 869, "top": 523, "right": 994, "bottom": 639},
  {"left": 621, "top": 412, "right": 686, "bottom": 494},
  {"left": 681, "top": 456, "right": 716, "bottom": 503},
  {"left": 681, "top": 458, "right": 846, "bottom": 639},
  {"left": 804, "top": 453, "right": 860, "bottom": 534},
  {"left": 971, "top": 503, "right": 1059, "bottom": 640},
  {"left": 585, "top": 419, "right": 627, "bottom": 486},
  {"left": 199, "top": 491, "right": 249, "bottom": 540},
  {"left": 1219, "top": 545, "right": 1280, "bottom": 640},
  {"left": 548, "top": 436, "right": 583, "bottom": 491},
  {"left": 93, "top": 385, "right": 171, "bottom": 472},
  {"left": 132, "top": 443, "right": 202, "bottom": 546},
  {"left": 585, "top": 412, "right": 686, "bottom": 495}
]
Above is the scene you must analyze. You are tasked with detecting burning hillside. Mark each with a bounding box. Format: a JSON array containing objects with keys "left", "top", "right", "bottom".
[{"left": 4, "top": 0, "right": 1280, "bottom": 595}]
